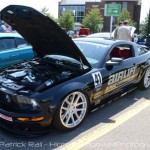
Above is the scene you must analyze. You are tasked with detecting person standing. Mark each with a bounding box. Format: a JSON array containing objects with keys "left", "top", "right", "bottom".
[
  {"left": 0, "top": 21, "right": 12, "bottom": 33},
  {"left": 113, "top": 22, "right": 123, "bottom": 39},
  {"left": 117, "top": 20, "right": 131, "bottom": 41}
]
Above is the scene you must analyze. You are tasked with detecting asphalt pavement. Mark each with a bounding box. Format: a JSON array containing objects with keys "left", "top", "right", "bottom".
[{"left": 0, "top": 88, "right": 150, "bottom": 150}]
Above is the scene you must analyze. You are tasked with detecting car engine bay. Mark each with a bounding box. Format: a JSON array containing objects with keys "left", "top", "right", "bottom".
[{"left": 0, "top": 56, "right": 83, "bottom": 93}]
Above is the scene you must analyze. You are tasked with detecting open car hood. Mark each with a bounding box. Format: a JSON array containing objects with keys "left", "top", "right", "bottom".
[{"left": 0, "top": 5, "right": 91, "bottom": 68}]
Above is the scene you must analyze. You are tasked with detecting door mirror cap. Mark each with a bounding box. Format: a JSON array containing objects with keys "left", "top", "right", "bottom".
[{"left": 106, "top": 57, "right": 123, "bottom": 66}]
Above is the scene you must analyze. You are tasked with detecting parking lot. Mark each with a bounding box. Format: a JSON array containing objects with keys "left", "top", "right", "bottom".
[{"left": 0, "top": 88, "right": 149, "bottom": 150}]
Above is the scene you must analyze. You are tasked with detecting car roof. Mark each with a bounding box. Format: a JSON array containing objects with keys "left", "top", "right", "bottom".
[
  {"left": 73, "top": 37, "right": 115, "bottom": 45},
  {"left": 0, "top": 33, "right": 23, "bottom": 38}
]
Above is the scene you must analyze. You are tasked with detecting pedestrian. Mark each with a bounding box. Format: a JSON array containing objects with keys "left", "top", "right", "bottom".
[
  {"left": 0, "top": 21, "right": 12, "bottom": 33},
  {"left": 113, "top": 22, "right": 123, "bottom": 39},
  {"left": 117, "top": 20, "right": 131, "bottom": 41}
]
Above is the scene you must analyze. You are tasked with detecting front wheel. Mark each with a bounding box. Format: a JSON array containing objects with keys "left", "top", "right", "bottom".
[
  {"left": 53, "top": 91, "right": 89, "bottom": 131},
  {"left": 139, "top": 67, "right": 150, "bottom": 89}
]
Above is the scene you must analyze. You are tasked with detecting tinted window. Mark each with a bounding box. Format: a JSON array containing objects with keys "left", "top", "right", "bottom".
[
  {"left": 75, "top": 41, "right": 108, "bottom": 67},
  {"left": 0, "top": 38, "right": 15, "bottom": 50},
  {"left": 15, "top": 38, "right": 30, "bottom": 48}
]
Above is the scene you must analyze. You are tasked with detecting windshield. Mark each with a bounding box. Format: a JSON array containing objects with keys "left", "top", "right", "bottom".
[{"left": 75, "top": 41, "right": 108, "bottom": 68}]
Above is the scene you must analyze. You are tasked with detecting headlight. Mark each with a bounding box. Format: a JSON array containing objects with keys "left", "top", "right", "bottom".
[
  {"left": 17, "top": 95, "right": 40, "bottom": 110},
  {"left": 5, "top": 94, "right": 11, "bottom": 103},
  {"left": 31, "top": 99, "right": 40, "bottom": 110}
]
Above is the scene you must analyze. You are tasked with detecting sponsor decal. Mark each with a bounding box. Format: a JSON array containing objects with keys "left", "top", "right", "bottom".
[
  {"left": 105, "top": 66, "right": 137, "bottom": 93},
  {"left": 108, "top": 66, "right": 137, "bottom": 86},
  {"left": 93, "top": 66, "right": 138, "bottom": 100}
]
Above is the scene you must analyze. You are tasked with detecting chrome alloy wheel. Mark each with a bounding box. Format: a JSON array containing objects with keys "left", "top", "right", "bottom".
[
  {"left": 60, "top": 92, "right": 88, "bottom": 128},
  {"left": 144, "top": 67, "right": 150, "bottom": 88}
]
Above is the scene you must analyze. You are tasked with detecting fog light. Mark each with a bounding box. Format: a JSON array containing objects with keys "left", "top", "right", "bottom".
[{"left": 17, "top": 116, "right": 44, "bottom": 122}]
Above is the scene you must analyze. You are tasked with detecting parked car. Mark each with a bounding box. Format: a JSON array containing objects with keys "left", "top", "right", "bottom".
[
  {"left": 73, "top": 28, "right": 90, "bottom": 38},
  {"left": 133, "top": 34, "right": 146, "bottom": 45},
  {"left": 86, "top": 32, "right": 112, "bottom": 40},
  {"left": 0, "top": 5, "right": 150, "bottom": 136},
  {"left": 0, "top": 33, "right": 35, "bottom": 69}
]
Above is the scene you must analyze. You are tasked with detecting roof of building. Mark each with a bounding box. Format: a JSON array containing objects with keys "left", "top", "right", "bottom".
[{"left": 60, "top": 0, "right": 102, "bottom": 5}]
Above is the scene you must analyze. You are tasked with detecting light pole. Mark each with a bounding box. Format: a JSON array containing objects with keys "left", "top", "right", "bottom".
[
  {"left": 147, "top": 9, "right": 150, "bottom": 36},
  {"left": 73, "top": 10, "right": 76, "bottom": 22}
]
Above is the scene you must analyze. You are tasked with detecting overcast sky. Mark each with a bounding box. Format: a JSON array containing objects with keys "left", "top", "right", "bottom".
[{"left": 0, "top": 0, "right": 149, "bottom": 22}]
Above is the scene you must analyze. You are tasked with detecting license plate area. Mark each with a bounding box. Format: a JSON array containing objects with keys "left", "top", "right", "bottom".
[{"left": 0, "top": 113, "right": 13, "bottom": 122}]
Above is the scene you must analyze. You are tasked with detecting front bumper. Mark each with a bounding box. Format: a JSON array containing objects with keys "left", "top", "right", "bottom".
[{"left": 0, "top": 108, "right": 53, "bottom": 136}]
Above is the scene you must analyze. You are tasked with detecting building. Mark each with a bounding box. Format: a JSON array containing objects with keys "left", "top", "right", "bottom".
[{"left": 59, "top": 0, "right": 141, "bottom": 32}]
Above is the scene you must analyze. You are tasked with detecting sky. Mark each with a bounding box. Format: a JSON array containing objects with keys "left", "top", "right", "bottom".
[{"left": 0, "top": 0, "right": 149, "bottom": 22}]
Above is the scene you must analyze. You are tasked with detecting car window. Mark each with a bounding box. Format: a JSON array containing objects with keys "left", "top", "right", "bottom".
[
  {"left": 0, "top": 38, "right": 16, "bottom": 51},
  {"left": 75, "top": 41, "right": 108, "bottom": 68},
  {"left": 110, "top": 44, "right": 133, "bottom": 60},
  {"left": 137, "top": 45, "right": 147, "bottom": 55},
  {"left": 15, "top": 38, "right": 30, "bottom": 48}
]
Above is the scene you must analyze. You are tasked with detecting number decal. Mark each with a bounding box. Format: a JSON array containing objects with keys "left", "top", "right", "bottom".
[{"left": 92, "top": 72, "right": 102, "bottom": 88}]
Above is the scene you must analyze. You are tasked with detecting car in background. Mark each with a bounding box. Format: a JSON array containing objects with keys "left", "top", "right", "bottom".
[
  {"left": 67, "top": 29, "right": 79, "bottom": 38},
  {"left": 86, "top": 32, "right": 112, "bottom": 40},
  {"left": 73, "top": 28, "right": 90, "bottom": 38},
  {"left": 133, "top": 34, "right": 146, "bottom": 45},
  {"left": 0, "top": 33, "right": 35, "bottom": 69}
]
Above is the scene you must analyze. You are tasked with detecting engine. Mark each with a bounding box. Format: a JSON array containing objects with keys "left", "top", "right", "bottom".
[{"left": 0, "top": 57, "right": 80, "bottom": 93}]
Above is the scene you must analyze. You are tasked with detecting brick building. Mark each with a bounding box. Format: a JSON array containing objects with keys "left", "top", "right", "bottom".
[{"left": 59, "top": 0, "right": 141, "bottom": 32}]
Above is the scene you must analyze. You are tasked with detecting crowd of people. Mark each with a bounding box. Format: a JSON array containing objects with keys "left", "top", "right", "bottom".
[
  {"left": 0, "top": 21, "right": 12, "bottom": 33},
  {"left": 113, "top": 20, "right": 132, "bottom": 41}
]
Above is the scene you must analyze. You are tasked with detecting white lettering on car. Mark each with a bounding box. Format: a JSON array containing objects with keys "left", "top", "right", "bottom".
[{"left": 108, "top": 66, "right": 137, "bottom": 86}]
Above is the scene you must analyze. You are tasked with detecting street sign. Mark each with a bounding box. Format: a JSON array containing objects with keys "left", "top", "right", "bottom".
[{"left": 104, "top": 4, "right": 121, "bottom": 16}]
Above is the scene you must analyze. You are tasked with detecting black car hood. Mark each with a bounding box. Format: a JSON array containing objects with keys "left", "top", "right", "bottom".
[{"left": 0, "top": 5, "right": 91, "bottom": 68}]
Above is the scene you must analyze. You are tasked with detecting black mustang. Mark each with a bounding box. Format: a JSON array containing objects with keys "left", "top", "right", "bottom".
[{"left": 0, "top": 5, "right": 150, "bottom": 136}]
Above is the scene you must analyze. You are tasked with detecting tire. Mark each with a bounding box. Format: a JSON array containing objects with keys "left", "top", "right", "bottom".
[
  {"left": 53, "top": 91, "right": 89, "bottom": 131},
  {"left": 139, "top": 67, "right": 150, "bottom": 89}
]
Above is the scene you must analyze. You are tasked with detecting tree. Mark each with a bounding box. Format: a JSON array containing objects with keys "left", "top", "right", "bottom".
[
  {"left": 141, "top": 13, "right": 149, "bottom": 37},
  {"left": 116, "top": 9, "right": 133, "bottom": 25},
  {"left": 58, "top": 10, "right": 74, "bottom": 31},
  {"left": 82, "top": 8, "right": 103, "bottom": 33},
  {"left": 41, "top": 7, "right": 57, "bottom": 22}
]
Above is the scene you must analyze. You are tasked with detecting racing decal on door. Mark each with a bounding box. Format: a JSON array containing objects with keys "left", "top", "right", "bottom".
[
  {"left": 105, "top": 66, "right": 137, "bottom": 93},
  {"left": 92, "top": 72, "right": 102, "bottom": 88}
]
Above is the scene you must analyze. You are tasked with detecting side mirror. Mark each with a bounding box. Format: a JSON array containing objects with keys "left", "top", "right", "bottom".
[{"left": 106, "top": 57, "right": 123, "bottom": 66}]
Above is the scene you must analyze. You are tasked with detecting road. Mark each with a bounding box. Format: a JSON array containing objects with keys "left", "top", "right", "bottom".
[{"left": 0, "top": 88, "right": 150, "bottom": 150}]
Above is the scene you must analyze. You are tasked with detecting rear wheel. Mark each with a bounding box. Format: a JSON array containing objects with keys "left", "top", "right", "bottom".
[
  {"left": 53, "top": 91, "right": 89, "bottom": 131},
  {"left": 139, "top": 67, "right": 150, "bottom": 89}
]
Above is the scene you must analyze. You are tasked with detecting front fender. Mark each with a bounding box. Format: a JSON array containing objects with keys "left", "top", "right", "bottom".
[{"left": 50, "top": 82, "right": 88, "bottom": 106}]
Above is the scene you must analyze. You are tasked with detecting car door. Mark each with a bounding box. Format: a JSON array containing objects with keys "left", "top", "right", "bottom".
[
  {"left": 93, "top": 43, "right": 140, "bottom": 101},
  {"left": 15, "top": 38, "right": 35, "bottom": 60},
  {"left": 0, "top": 38, "right": 21, "bottom": 69}
]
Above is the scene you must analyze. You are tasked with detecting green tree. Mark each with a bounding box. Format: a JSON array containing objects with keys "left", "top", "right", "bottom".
[
  {"left": 58, "top": 10, "right": 74, "bottom": 31},
  {"left": 117, "top": 9, "right": 133, "bottom": 25},
  {"left": 141, "top": 13, "right": 149, "bottom": 37},
  {"left": 82, "top": 8, "right": 103, "bottom": 33},
  {"left": 41, "top": 7, "right": 57, "bottom": 22}
]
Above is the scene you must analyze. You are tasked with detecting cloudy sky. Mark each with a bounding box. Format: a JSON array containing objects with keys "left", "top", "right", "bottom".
[{"left": 0, "top": 0, "right": 149, "bottom": 22}]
